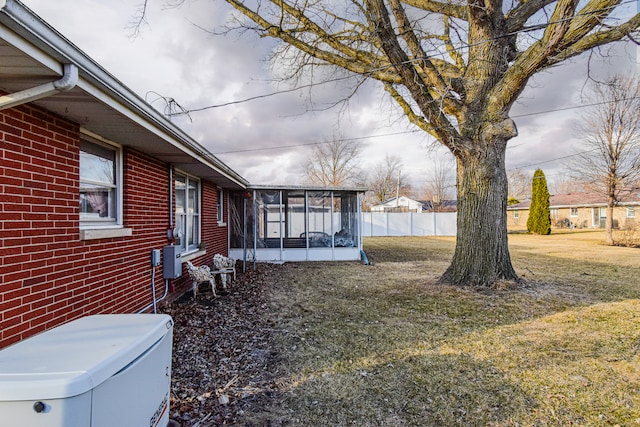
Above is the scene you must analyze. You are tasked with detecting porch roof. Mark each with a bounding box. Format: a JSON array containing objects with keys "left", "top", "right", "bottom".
[{"left": 247, "top": 185, "right": 368, "bottom": 192}]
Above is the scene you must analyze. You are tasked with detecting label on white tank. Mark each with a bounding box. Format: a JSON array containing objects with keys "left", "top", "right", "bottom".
[{"left": 150, "top": 393, "right": 169, "bottom": 427}]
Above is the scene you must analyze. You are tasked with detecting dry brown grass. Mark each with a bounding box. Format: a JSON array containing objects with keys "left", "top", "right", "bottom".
[{"left": 237, "top": 231, "right": 640, "bottom": 426}]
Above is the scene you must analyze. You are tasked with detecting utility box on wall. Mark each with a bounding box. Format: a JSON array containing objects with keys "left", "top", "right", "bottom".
[
  {"left": 162, "top": 245, "right": 182, "bottom": 279},
  {"left": 0, "top": 314, "right": 174, "bottom": 427}
]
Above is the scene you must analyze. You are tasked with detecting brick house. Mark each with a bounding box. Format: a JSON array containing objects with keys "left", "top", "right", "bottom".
[
  {"left": 1, "top": 1, "right": 366, "bottom": 350},
  {"left": 507, "top": 192, "right": 640, "bottom": 231},
  {"left": 0, "top": 1, "right": 250, "bottom": 348}
]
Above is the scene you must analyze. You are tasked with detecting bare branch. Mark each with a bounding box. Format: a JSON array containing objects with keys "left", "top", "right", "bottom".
[{"left": 128, "top": 0, "right": 150, "bottom": 39}]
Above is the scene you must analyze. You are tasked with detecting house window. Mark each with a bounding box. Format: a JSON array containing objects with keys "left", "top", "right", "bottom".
[
  {"left": 79, "top": 138, "right": 121, "bottom": 227},
  {"left": 570, "top": 207, "right": 578, "bottom": 217},
  {"left": 175, "top": 172, "right": 200, "bottom": 253},
  {"left": 627, "top": 207, "right": 636, "bottom": 218},
  {"left": 550, "top": 208, "right": 559, "bottom": 220},
  {"left": 513, "top": 211, "right": 519, "bottom": 219},
  {"left": 217, "top": 188, "right": 224, "bottom": 224}
]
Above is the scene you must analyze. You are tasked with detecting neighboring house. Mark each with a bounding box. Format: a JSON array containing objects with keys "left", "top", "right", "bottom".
[
  {"left": 507, "top": 192, "right": 640, "bottom": 230},
  {"left": 0, "top": 1, "right": 364, "bottom": 349},
  {"left": 371, "top": 196, "right": 425, "bottom": 212},
  {"left": 371, "top": 196, "right": 456, "bottom": 213}
]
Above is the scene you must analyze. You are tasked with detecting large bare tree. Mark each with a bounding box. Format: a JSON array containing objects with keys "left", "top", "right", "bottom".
[
  {"left": 303, "top": 137, "right": 362, "bottom": 187},
  {"left": 153, "top": 0, "right": 639, "bottom": 285},
  {"left": 572, "top": 75, "right": 640, "bottom": 245}
]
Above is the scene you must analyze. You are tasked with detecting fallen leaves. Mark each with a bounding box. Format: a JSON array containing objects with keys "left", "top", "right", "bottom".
[{"left": 161, "top": 264, "right": 282, "bottom": 426}]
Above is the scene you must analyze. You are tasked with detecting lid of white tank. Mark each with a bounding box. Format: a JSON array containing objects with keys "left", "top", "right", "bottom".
[{"left": 0, "top": 314, "right": 173, "bottom": 401}]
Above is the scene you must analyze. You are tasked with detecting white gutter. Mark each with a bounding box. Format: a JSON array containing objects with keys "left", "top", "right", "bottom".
[{"left": 0, "top": 63, "right": 78, "bottom": 110}]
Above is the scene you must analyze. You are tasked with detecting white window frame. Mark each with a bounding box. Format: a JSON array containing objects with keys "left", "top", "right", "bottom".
[
  {"left": 570, "top": 207, "right": 578, "bottom": 217},
  {"left": 627, "top": 206, "right": 636, "bottom": 218},
  {"left": 175, "top": 171, "right": 201, "bottom": 254},
  {"left": 513, "top": 211, "right": 519, "bottom": 219},
  {"left": 217, "top": 188, "right": 225, "bottom": 225},
  {"left": 78, "top": 131, "right": 131, "bottom": 240}
]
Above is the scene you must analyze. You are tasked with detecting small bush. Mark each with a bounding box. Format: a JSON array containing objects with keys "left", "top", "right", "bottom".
[{"left": 615, "top": 220, "right": 640, "bottom": 247}]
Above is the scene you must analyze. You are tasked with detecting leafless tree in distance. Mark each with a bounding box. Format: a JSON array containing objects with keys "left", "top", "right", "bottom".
[
  {"left": 366, "top": 154, "right": 411, "bottom": 207},
  {"left": 303, "top": 136, "right": 362, "bottom": 187},
  {"left": 422, "top": 156, "right": 456, "bottom": 210},
  {"left": 572, "top": 75, "right": 640, "bottom": 245},
  {"left": 548, "top": 172, "right": 586, "bottom": 196},
  {"left": 507, "top": 168, "right": 531, "bottom": 203}
]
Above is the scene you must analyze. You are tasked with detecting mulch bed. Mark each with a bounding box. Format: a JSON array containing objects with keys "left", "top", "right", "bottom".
[{"left": 161, "top": 263, "right": 286, "bottom": 426}]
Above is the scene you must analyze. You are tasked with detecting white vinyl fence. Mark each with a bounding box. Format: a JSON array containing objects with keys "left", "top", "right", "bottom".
[{"left": 362, "top": 212, "right": 457, "bottom": 237}]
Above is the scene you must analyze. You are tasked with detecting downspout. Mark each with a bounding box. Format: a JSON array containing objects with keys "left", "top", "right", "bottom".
[{"left": 0, "top": 63, "right": 78, "bottom": 110}]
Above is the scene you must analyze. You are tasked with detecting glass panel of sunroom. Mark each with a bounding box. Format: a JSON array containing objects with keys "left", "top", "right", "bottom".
[
  {"left": 348, "top": 192, "right": 360, "bottom": 245},
  {"left": 283, "top": 191, "right": 305, "bottom": 248},
  {"left": 256, "top": 190, "right": 282, "bottom": 249},
  {"left": 333, "top": 192, "right": 358, "bottom": 248},
  {"left": 306, "top": 192, "right": 332, "bottom": 247}
]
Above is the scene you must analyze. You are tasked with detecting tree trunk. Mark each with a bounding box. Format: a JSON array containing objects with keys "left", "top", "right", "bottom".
[
  {"left": 439, "top": 140, "right": 518, "bottom": 286},
  {"left": 605, "top": 198, "right": 615, "bottom": 245}
]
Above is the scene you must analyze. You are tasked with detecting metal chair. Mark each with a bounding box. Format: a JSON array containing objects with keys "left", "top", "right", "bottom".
[{"left": 185, "top": 261, "right": 216, "bottom": 298}]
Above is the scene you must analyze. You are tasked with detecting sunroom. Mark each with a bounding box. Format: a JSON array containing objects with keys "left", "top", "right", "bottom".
[{"left": 229, "top": 186, "right": 365, "bottom": 262}]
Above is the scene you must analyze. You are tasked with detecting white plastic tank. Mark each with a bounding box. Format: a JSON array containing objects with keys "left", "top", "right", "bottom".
[{"left": 0, "top": 314, "right": 173, "bottom": 427}]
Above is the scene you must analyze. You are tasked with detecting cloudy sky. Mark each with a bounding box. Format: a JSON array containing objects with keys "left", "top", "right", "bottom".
[{"left": 23, "top": 0, "right": 639, "bottom": 193}]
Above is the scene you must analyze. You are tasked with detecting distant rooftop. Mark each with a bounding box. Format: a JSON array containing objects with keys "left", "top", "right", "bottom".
[{"left": 508, "top": 190, "right": 640, "bottom": 209}]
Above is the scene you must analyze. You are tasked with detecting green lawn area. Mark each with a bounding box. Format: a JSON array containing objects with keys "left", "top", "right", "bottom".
[{"left": 244, "top": 231, "right": 640, "bottom": 426}]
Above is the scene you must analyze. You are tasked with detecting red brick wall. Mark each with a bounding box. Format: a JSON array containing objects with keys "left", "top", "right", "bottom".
[
  {"left": 0, "top": 104, "right": 228, "bottom": 349},
  {"left": 202, "top": 181, "right": 228, "bottom": 256}
]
